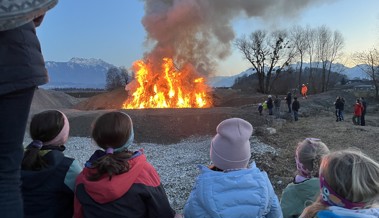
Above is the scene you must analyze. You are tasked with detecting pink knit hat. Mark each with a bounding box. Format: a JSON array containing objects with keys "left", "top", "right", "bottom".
[{"left": 210, "top": 118, "right": 253, "bottom": 170}]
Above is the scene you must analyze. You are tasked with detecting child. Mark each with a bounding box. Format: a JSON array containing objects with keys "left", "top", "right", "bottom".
[
  {"left": 300, "top": 149, "right": 379, "bottom": 218},
  {"left": 292, "top": 96, "right": 300, "bottom": 121},
  {"left": 183, "top": 118, "right": 282, "bottom": 218},
  {"left": 21, "top": 110, "right": 82, "bottom": 218},
  {"left": 280, "top": 138, "right": 330, "bottom": 218},
  {"left": 258, "top": 103, "right": 263, "bottom": 115},
  {"left": 74, "top": 111, "right": 176, "bottom": 218}
]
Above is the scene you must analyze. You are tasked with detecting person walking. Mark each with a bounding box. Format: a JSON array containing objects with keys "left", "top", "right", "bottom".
[
  {"left": 292, "top": 96, "right": 300, "bottom": 121},
  {"left": 361, "top": 97, "right": 367, "bottom": 126},
  {"left": 285, "top": 92, "right": 292, "bottom": 113},
  {"left": 0, "top": 2, "right": 58, "bottom": 217},
  {"left": 274, "top": 95, "right": 281, "bottom": 118}
]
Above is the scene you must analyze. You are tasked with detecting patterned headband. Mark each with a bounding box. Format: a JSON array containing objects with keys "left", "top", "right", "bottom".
[{"left": 319, "top": 174, "right": 365, "bottom": 210}]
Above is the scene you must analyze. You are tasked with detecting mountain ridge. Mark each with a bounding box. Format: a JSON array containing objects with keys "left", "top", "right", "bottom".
[{"left": 43, "top": 58, "right": 369, "bottom": 89}]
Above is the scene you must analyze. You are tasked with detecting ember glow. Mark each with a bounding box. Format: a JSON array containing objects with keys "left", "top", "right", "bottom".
[{"left": 122, "top": 58, "right": 212, "bottom": 109}]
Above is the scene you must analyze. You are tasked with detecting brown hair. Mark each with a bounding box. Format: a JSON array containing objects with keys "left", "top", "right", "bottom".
[
  {"left": 22, "top": 110, "right": 65, "bottom": 171},
  {"left": 88, "top": 111, "right": 134, "bottom": 181}
]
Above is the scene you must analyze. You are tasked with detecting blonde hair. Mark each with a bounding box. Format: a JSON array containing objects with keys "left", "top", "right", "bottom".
[
  {"left": 300, "top": 149, "right": 379, "bottom": 217},
  {"left": 296, "top": 138, "right": 330, "bottom": 177}
]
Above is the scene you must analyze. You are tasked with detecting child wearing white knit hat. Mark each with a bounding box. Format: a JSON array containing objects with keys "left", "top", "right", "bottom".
[{"left": 184, "top": 118, "right": 282, "bottom": 218}]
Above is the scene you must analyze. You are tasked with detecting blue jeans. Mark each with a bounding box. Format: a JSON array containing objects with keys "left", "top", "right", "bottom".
[
  {"left": 0, "top": 87, "right": 35, "bottom": 218},
  {"left": 293, "top": 111, "right": 299, "bottom": 121}
]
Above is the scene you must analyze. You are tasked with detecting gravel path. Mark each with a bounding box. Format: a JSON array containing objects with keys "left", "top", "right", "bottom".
[{"left": 24, "top": 135, "right": 278, "bottom": 213}]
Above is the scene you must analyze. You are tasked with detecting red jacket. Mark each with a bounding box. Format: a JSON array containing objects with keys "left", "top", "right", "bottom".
[
  {"left": 74, "top": 150, "right": 175, "bottom": 218},
  {"left": 354, "top": 103, "right": 363, "bottom": 116}
]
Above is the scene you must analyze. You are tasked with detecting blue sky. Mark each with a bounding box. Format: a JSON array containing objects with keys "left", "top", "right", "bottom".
[{"left": 37, "top": 0, "right": 379, "bottom": 76}]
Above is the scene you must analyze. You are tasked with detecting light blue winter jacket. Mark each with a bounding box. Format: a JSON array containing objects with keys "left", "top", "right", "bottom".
[
  {"left": 183, "top": 162, "right": 282, "bottom": 218},
  {"left": 317, "top": 206, "right": 379, "bottom": 218}
]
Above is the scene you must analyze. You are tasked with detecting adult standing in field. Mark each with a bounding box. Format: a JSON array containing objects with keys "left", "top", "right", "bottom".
[
  {"left": 285, "top": 92, "right": 292, "bottom": 113},
  {"left": 267, "top": 95, "right": 274, "bottom": 115},
  {"left": 352, "top": 99, "right": 363, "bottom": 125},
  {"left": 334, "top": 96, "right": 343, "bottom": 122},
  {"left": 274, "top": 95, "right": 281, "bottom": 118},
  {"left": 360, "top": 97, "right": 367, "bottom": 126},
  {"left": 292, "top": 96, "right": 300, "bottom": 121},
  {"left": 0, "top": 1, "right": 58, "bottom": 217},
  {"left": 340, "top": 97, "right": 345, "bottom": 121},
  {"left": 301, "top": 84, "right": 308, "bottom": 99}
]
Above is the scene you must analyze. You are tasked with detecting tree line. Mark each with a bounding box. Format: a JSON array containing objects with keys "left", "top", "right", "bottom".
[{"left": 235, "top": 24, "right": 379, "bottom": 98}]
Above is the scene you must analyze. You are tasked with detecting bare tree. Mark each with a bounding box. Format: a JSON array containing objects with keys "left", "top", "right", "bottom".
[
  {"left": 325, "top": 30, "right": 344, "bottom": 90},
  {"left": 290, "top": 25, "right": 308, "bottom": 92},
  {"left": 352, "top": 48, "right": 379, "bottom": 98},
  {"left": 235, "top": 29, "right": 295, "bottom": 93},
  {"left": 315, "top": 25, "right": 332, "bottom": 92},
  {"left": 305, "top": 25, "right": 317, "bottom": 93}
]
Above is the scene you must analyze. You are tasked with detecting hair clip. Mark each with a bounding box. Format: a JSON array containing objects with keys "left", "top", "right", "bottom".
[
  {"left": 305, "top": 138, "right": 321, "bottom": 142},
  {"left": 106, "top": 147, "right": 114, "bottom": 154},
  {"left": 27, "top": 140, "right": 43, "bottom": 149}
]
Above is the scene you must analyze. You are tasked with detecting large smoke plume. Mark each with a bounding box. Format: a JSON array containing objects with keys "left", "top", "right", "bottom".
[{"left": 141, "top": 0, "right": 332, "bottom": 76}]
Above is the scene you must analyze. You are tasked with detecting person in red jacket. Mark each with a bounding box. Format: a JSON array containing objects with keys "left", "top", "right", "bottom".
[
  {"left": 74, "top": 111, "right": 176, "bottom": 218},
  {"left": 301, "top": 84, "right": 308, "bottom": 99},
  {"left": 353, "top": 99, "right": 363, "bottom": 125}
]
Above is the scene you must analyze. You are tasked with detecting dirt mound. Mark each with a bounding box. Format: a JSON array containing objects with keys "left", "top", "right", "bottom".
[{"left": 30, "top": 88, "right": 80, "bottom": 114}]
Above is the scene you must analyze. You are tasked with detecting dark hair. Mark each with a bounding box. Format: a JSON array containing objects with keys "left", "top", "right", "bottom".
[
  {"left": 88, "top": 111, "right": 133, "bottom": 181},
  {"left": 22, "top": 110, "right": 65, "bottom": 171}
]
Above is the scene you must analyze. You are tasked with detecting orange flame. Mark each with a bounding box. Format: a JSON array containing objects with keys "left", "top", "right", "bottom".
[{"left": 123, "top": 58, "right": 212, "bottom": 109}]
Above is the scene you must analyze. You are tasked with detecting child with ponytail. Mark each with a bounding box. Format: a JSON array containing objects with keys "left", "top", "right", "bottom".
[
  {"left": 21, "top": 110, "right": 82, "bottom": 218},
  {"left": 300, "top": 149, "right": 379, "bottom": 218},
  {"left": 74, "top": 111, "right": 176, "bottom": 218},
  {"left": 280, "top": 138, "right": 330, "bottom": 218}
]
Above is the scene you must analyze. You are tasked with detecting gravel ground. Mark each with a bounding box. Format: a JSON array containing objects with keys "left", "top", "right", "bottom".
[{"left": 24, "top": 135, "right": 278, "bottom": 213}]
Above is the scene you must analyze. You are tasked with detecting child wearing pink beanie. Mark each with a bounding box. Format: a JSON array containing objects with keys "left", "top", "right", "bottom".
[{"left": 184, "top": 118, "right": 282, "bottom": 218}]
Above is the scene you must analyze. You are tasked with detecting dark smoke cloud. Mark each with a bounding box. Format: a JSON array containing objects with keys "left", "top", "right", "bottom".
[{"left": 141, "top": 0, "right": 333, "bottom": 76}]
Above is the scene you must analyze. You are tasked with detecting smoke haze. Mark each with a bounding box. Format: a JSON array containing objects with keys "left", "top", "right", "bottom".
[{"left": 141, "top": 0, "right": 334, "bottom": 76}]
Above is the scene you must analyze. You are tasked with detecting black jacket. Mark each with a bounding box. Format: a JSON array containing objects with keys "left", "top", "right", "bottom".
[
  {"left": 0, "top": 21, "right": 48, "bottom": 95},
  {"left": 292, "top": 100, "right": 300, "bottom": 111},
  {"left": 22, "top": 150, "right": 75, "bottom": 218}
]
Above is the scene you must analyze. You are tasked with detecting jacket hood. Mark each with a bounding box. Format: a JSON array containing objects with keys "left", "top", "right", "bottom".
[
  {"left": 76, "top": 151, "right": 149, "bottom": 204},
  {"left": 317, "top": 206, "right": 379, "bottom": 218}
]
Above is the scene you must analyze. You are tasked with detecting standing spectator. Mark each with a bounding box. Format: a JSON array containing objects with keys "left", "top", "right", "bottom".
[
  {"left": 292, "top": 96, "right": 300, "bottom": 121},
  {"left": 340, "top": 97, "right": 345, "bottom": 121},
  {"left": 258, "top": 103, "right": 263, "bottom": 116},
  {"left": 184, "top": 118, "right": 282, "bottom": 218},
  {"left": 22, "top": 110, "right": 82, "bottom": 218},
  {"left": 301, "top": 84, "right": 308, "bottom": 99},
  {"left": 0, "top": 2, "right": 57, "bottom": 217},
  {"left": 280, "top": 138, "right": 330, "bottom": 218},
  {"left": 334, "top": 96, "right": 343, "bottom": 122},
  {"left": 74, "top": 112, "right": 176, "bottom": 218},
  {"left": 267, "top": 95, "right": 274, "bottom": 115},
  {"left": 274, "top": 95, "right": 281, "bottom": 118},
  {"left": 353, "top": 99, "right": 363, "bottom": 125},
  {"left": 285, "top": 92, "right": 292, "bottom": 113},
  {"left": 361, "top": 97, "right": 367, "bottom": 126}
]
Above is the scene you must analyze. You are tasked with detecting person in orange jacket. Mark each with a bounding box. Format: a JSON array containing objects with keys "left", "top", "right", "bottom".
[
  {"left": 353, "top": 99, "right": 364, "bottom": 125},
  {"left": 301, "top": 84, "right": 308, "bottom": 99}
]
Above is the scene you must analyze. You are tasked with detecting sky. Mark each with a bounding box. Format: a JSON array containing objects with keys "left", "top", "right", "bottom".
[{"left": 37, "top": 0, "right": 379, "bottom": 77}]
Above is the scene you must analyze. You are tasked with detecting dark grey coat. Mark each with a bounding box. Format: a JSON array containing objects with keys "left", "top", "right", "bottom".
[{"left": 0, "top": 21, "right": 48, "bottom": 95}]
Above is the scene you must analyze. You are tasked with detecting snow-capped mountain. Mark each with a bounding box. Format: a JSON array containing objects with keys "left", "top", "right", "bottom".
[
  {"left": 43, "top": 58, "right": 116, "bottom": 89},
  {"left": 208, "top": 62, "right": 369, "bottom": 88}
]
